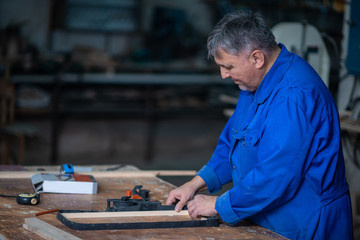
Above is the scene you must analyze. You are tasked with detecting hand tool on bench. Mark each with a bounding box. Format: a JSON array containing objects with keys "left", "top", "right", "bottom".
[{"left": 107, "top": 185, "right": 183, "bottom": 212}]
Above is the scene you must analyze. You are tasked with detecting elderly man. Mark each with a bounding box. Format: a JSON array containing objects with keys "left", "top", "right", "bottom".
[{"left": 166, "top": 10, "right": 353, "bottom": 240}]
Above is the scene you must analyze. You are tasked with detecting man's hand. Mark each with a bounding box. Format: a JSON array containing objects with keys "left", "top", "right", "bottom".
[
  {"left": 166, "top": 175, "right": 207, "bottom": 212},
  {"left": 187, "top": 194, "right": 218, "bottom": 220}
]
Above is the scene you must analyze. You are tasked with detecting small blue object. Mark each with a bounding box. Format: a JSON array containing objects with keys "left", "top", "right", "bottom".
[{"left": 61, "top": 164, "right": 74, "bottom": 174}]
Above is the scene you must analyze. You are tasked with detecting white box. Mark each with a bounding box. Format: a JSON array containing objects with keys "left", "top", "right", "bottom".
[{"left": 31, "top": 173, "right": 98, "bottom": 194}]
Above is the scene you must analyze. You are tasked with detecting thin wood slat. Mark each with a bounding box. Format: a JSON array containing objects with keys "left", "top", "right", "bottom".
[
  {"left": 23, "top": 218, "right": 81, "bottom": 240},
  {"left": 62, "top": 210, "right": 189, "bottom": 219}
]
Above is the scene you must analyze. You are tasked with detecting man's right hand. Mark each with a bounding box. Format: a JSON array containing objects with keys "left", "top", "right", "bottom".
[{"left": 165, "top": 175, "right": 207, "bottom": 212}]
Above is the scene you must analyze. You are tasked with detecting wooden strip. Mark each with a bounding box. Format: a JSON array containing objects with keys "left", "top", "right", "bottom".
[
  {"left": 23, "top": 217, "right": 81, "bottom": 240},
  {"left": 0, "top": 170, "right": 197, "bottom": 179},
  {"left": 62, "top": 210, "right": 189, "bottom": 219},
  {"left": 0, "top": 233, "right": 9, "bottom": 240}
]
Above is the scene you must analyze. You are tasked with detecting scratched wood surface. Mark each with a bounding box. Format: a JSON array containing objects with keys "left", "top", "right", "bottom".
[{"left": 0, "top": 171, "right": 288, "bottom": 240}]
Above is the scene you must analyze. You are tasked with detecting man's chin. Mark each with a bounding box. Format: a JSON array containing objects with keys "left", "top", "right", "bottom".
[
  {"left": 237, "top": 84, "right": 256, "bottom": 92},
  {"left": 237, "top": 84, "right": 248, "bottom": 91}
]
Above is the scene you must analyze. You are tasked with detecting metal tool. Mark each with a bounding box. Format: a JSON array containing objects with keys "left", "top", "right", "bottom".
[{"left": 107, "top": 185, "right": 183, "bottom": 212}]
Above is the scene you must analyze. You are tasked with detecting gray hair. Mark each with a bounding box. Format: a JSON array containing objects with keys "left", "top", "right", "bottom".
[{"left": 207, "top": 10, "right": 277, "bottom": 59}]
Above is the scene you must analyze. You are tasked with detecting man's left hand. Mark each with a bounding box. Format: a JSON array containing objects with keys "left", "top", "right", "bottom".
[{"left": 187, "top": 194, "right": 218, "bottom": 220}]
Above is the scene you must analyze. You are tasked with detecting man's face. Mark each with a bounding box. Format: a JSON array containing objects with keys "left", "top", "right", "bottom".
[{"left": 214, "top": 47, "right": 262, "bottom": 92}]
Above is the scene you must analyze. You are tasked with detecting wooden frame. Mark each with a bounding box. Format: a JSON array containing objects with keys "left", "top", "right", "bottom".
[{"left": 56, "top": 210, "right": 219, "bottom": 231}]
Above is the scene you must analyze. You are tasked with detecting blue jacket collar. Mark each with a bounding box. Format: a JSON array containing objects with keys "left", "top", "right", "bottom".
[{"left": 254, "top": 43, "right": 293, "bottom": 104}]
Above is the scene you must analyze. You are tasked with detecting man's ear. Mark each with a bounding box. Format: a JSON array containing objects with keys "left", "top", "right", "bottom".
[{"left": 251, "top": 50, "right": 265, "bottom": 69}]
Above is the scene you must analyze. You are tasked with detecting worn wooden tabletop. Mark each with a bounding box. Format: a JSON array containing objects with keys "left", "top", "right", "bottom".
[{"left": 0, "top": 165, "right": 287, "bottom": 240}]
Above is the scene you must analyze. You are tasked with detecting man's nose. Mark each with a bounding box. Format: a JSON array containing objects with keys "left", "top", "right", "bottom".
[{"left": 220, "top": 68, "right": 230, "bottom": 79}]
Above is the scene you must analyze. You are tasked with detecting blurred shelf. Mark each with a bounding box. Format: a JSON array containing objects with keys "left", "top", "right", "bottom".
[
  {"left": 12, "top": 73, "right": 237, "bottom": 118},
  {"left": 11, "top": 73, "right": 228, "bottom": 85}
]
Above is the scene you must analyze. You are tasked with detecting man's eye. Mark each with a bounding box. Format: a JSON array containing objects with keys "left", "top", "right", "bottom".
[{"left": 222, "top": 66, "right": 232, "bottom": 70}]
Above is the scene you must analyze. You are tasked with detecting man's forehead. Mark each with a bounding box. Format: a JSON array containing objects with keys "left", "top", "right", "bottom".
[
  {"left": 214, "top": 47, "right": 227, "bottom": 59},
  {"left": 214, "top": 48, "right": 239, "bottom": 64},
  {"left": 214, "top": 56, "right": 228, "bottom": 66}
]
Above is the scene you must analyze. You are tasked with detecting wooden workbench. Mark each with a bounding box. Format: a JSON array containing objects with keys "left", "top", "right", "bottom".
[{"left": 0, "top": 165, "right": 287, "bottom": 240}]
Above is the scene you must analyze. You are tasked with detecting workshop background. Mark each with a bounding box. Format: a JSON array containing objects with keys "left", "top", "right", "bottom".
[{"left": 0, "top": 0, "right": 359, "bottom": 237}]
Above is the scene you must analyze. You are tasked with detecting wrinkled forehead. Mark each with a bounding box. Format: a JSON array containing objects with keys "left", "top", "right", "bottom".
[
  {"left": 214, "top": 46, "right": 252, "bottom": 60},
  {"left": 214, "top": 47, "right": 232, "bottom": 60},
  {"left": 213, "top": 48, "right": 240, "bottom": 66}
]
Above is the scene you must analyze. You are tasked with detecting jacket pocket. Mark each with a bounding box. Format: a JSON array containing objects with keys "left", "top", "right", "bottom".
[{"left": 233, "top": 129, "right": 260, "bottom": 179}]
